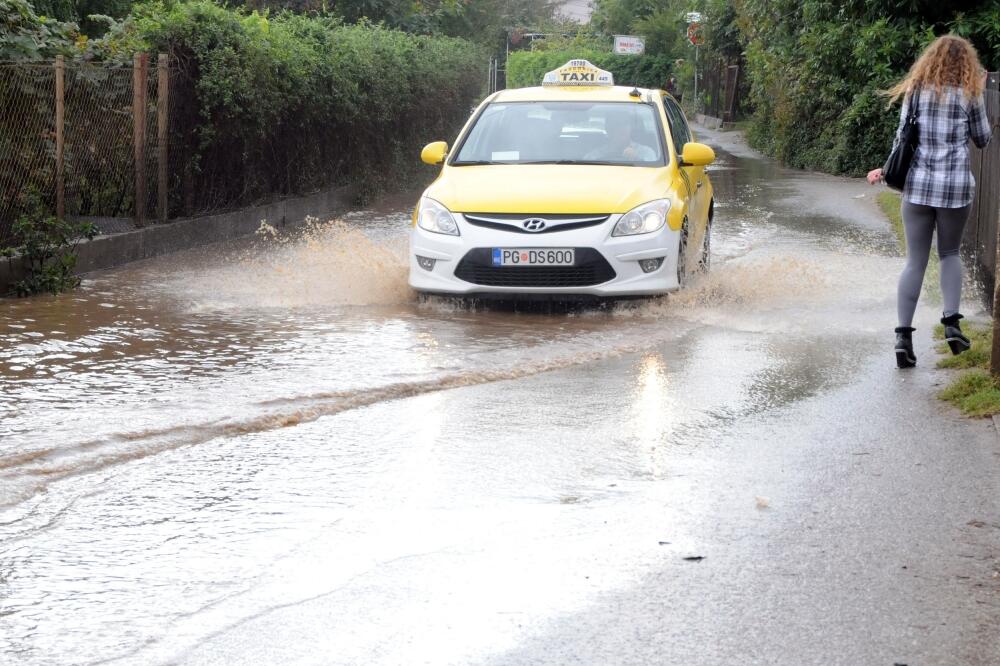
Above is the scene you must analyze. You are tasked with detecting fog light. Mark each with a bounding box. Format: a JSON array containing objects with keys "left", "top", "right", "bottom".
[
  {"left": 639, "top": 257, "right": 664, "bottom": 273},
  {"left": 416, "top": 255, "right": 436, "bottom": 271}
]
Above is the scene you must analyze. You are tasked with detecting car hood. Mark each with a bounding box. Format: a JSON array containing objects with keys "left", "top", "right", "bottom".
[{"left": 424, "top": 164, "right": 671, "bottom": 214}]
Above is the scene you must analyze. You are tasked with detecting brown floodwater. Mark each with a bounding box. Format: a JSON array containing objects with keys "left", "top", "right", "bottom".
[{"left": 0, "top": 133, "right": 968, "bottom": 665}]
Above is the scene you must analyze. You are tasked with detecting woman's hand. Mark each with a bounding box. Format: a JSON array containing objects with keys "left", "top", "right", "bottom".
[{"left": 867, "top": 168, "right": 883, "bottom": 185}]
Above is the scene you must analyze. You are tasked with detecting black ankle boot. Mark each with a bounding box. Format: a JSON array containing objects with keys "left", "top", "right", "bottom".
[
  {"left": 941, "top": 314, "right": 971, "bottom": 355},
  {"left": 895, "top": 327, "right": 916, "bottom": 368}
]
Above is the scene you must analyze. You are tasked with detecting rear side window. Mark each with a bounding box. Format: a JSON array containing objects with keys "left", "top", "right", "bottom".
[{"left": 662, "top": 96, "right": 691, "bottom": 157}]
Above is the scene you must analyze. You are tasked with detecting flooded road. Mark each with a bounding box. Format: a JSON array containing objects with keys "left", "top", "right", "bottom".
[{"left": 2, "top": 128, "right": 998, "bottom": 665}]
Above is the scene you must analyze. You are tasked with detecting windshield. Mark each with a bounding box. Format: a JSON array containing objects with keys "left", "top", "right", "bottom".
[{"left": 452, "top": 101, "right": 665, "bottom": 167}]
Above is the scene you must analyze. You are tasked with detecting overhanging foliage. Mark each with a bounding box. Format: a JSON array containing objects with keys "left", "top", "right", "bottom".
[{"left": 507, "top": 49, "right": 676, "bottom": 89}]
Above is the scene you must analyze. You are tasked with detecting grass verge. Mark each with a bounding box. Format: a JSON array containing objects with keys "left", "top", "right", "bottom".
[
  {"left": 876, "top": 191, "right": 941, "bottom": 303},
  {"left": 934, "top": 323, "right": 1000, "bottom": 417},
  {"left": 876, "top": 191, "right": 905, "bottom": 248}
]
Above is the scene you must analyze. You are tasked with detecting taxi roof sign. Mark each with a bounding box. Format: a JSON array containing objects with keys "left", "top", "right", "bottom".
[{"left": 542, "top": 59, "right": 614, "bottom": 87}]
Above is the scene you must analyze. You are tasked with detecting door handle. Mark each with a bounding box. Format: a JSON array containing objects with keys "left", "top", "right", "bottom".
[{"left": 696, "top": 180, "right": 704, "bottom": 188}]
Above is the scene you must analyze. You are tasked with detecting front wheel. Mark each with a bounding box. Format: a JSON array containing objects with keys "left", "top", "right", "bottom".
[
  {"left": 698, "top": 221, "right": 711, "bottom": 274},
  {"left": 676, "top": 219, "right": 689, "bottom": 288}
]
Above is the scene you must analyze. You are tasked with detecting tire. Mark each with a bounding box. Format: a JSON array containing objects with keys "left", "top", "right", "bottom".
[
  {"left": 677, "top": 218, "right": 689, "bottom": 288},
  {"left": 698, "top": 200, "right": 714, "bottom": 274},
  {"left": 698, "top": 221, "right": 711, "bottom": 273}
]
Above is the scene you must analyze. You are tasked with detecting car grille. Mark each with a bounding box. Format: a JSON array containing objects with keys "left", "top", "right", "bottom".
[
  {"left": 454, "top": 248, "right": 616, "bottom": 288},
  {"left": 463, "top": 213, "right": 609, "bottom": 234}
]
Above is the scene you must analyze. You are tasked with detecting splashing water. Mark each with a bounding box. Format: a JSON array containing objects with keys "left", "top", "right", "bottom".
[
  {"left": 671, "top": 257, "right": 828, "bottom": 308},
  {"left": 173, "top": 217, "right": 414, "bottom": 310},
  {"left": 151, "top": 209, "right": 838, "bottom": 320}
]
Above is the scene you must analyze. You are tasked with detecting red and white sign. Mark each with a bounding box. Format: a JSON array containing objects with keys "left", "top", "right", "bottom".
[
  {"left": 613, "top": 35, "right": 646, "bottom": 55},
  {"left": 687, "top": 23, "right": 703, "bottom": 46}
]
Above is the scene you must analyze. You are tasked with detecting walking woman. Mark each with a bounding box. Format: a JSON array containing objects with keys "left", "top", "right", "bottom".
[{"left": 867, "top": 35, "right": 993, "bottom": 368}]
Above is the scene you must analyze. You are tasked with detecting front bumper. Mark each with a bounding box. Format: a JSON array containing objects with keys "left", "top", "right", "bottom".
[{"left": 409, "top": 214, "right": 682, "bottom": 296}]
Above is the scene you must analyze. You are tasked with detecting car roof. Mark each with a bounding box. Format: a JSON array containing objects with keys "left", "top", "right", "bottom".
[{"left": 492, "top": 85, "right": 661, "bottom": 103}]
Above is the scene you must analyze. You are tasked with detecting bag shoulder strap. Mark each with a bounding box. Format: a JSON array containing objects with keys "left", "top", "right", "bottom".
[{"left": 907, "top": 86, "right": 920, "bottom": 121}]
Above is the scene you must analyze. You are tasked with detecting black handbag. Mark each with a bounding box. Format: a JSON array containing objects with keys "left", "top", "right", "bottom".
[{"left": 883, "top": 87, "right": 920, "bottom": 191}]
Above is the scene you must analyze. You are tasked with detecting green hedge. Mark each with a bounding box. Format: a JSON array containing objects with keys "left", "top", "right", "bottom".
[
  {"left": 101, "top": 1, "right": 486, "bottom": 209},
  {"left": 506, "top": 49, "right": 675, "bottom": 90},
  {"left": 736, "top": 2, "right": 1000, "bottom": 176}
]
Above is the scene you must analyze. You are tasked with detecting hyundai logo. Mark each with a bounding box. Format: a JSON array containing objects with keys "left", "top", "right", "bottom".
[{"left": 522, "top": 218, "right": 547, "bottom": 232}]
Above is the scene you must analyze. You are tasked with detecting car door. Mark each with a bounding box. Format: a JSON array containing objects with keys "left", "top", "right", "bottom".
[
  {"left": 662, "top": 96, "right": 707, "bottom": 230},
  {"left": 679, "top": 108, "right": 712, "bottom": 229}
]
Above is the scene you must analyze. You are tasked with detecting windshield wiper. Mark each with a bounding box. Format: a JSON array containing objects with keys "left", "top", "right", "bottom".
[
  {"left": 521, "top": 160, "right": 621, "bottom": 166},
  {"left": 453, "top": 159, "right": 627, "bottom": 166}
]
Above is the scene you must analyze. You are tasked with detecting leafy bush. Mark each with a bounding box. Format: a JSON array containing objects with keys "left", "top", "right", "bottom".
[
  {"left": 507, "top": 49, "right": 676, "bottom": 90},
  {"left": 0, "top": 0, "right": 80, "bottom": 59},
  {"left": 736, "top": 1, "right": 1000, "bottom": 176},
  {"left": 833, "top": 89, "right": 901, "bottom": 175},
  {"left": 30, "top": 0, "right": 136, "bottom": 37},
  {"left": 88, "top": 2, "right": 486, "bottom": 208},
  {"left": 2, "top": 214, "right": 96, "bottom": 296}
]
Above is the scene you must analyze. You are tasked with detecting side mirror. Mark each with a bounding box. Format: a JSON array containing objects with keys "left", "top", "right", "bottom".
[
  {"left": 679, "top": 142, "right": 715, "bottom": 167},
  {"left": 421, "top": 141, "right": 448, "bottom": 165}
]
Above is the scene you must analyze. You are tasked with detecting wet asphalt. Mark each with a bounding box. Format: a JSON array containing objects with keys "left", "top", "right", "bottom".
[{"left": 1, "top": 126, "right": 998, "bottom": 665}]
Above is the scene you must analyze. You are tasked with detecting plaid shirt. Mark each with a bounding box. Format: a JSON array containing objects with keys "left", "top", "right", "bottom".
[{"left": 892, "top": 86, "right": 993, "bottom": 208}]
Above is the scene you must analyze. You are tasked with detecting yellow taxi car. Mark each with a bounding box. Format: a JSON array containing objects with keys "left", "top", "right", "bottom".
[{"left": 409, "top": 59, "right": 715, "bottom": 297}]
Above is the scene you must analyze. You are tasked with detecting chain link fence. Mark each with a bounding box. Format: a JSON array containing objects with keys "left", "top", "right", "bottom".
[
  {"left": 0, "top": 53, "right": 354, "bottom": 248},
  {"left": 0, "top": 63, "right": 56, "bottom": 244},
  {"left": 66, "top": 62, "right": 143, "bottom": 228},
  {"left": 2, "top": 45, "right": 483, "bottom": 249},
  {"left": 0, "top": 57, "right": 163, "bottom": 246}
]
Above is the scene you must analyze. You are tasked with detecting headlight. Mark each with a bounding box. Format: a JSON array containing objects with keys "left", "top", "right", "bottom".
[
  {"left": 612, "top": 199, "right": 671, "bottom": 237},
  {"left": 416, "top": 197, "right": 460, "bottom": 236}
]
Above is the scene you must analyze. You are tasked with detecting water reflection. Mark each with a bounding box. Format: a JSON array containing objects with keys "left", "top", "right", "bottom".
[
  {"left": 633, "top": 353, "right": 671, "bottom": 478},
  {"left": 636, "top": 354, "right": 666, "bottom": 425}
]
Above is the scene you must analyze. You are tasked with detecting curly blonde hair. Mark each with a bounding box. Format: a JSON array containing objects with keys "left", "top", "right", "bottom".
[{"left": 885, "top": 34, "right": 985, "bottom": 103}]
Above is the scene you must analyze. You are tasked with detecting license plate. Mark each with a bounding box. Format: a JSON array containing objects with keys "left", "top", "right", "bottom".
[{"left": 491, "top": 248, "right": 575, "bottom": 267}]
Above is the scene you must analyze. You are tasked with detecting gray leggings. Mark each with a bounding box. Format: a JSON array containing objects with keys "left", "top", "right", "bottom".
[{"left": 897, "top": 201, "right": 972, "bottom": 327}]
